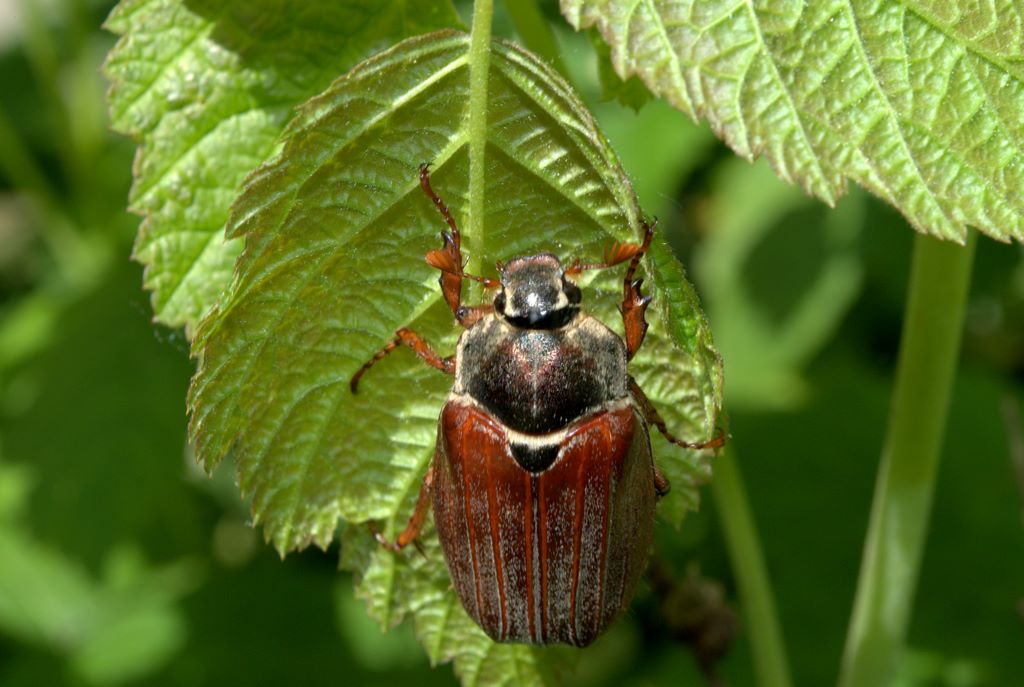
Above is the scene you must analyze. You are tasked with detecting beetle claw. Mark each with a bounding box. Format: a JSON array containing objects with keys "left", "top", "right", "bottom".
[
  {"left": 368, "top": 521, "right": 400, "bottom": 552},
  {"left": 654, "top": 467, "right": 671, "bottom": 498}
]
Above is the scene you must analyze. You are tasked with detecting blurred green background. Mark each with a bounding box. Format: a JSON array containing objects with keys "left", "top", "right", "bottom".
[{"left": 0, "top": 1, "right": 1020, "bottom": 685}]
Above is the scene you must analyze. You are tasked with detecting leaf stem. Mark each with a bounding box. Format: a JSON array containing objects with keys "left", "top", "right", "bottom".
[
  {"left": 838, "top": 231, "right": 977, "bottom": 687},
  {"left": 466, "top": 0, "right": 493, "bottom": 286},
  {"left": 712, "top": 446, "right": 793, "bottom": 687}
]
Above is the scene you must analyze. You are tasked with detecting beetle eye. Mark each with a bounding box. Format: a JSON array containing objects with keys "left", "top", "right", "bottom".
[{"left": 494, "top": 291, "right": 506, "bottom": 313}]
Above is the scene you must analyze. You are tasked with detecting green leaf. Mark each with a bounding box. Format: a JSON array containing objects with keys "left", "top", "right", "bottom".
[
  {"left": 0, "top": 463, "right": 200, "bottom": 685},
  {"left": 696, "top": 158, "right": 865, "bottom": 410},
  {"left": 188, "top": 28, "right": 721, "bottom": 680},
  {"left": 588, "top": 28, "right": 653, "bottom": 111},
  {"left": 103, "top": 0, "right": 462, "bottom": 332},
  {"left": 561, "top": 0, "right": 1024, "bottom": 243}
]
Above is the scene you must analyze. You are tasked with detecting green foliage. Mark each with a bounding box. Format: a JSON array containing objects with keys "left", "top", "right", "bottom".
[
  {"left": 696, "top": 159, "right": 865, "bottom": 409},
  {"left": 588, "top": 29, "right": 652, "bottom": 112},
  {"left": 563, "top": 0, "right": 1024, "bottom": 243},
  {"left": 0, "top": 249, "right": 206, "bottom": 685},
  {"left": 0, "top": 463, "right": 200, "bottom": 686},
  {"left": 46, "top": 1, "right": 1020, "bottom": 685},
  {"left": 0, "top": 516, "right": 197, "bottom": 687},
  {"left": 104, "top": 0, "right": 462, "bottom": 332}
]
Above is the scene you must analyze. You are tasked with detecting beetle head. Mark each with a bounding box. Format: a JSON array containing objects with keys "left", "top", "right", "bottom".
[{"left": 494, "top": 253, "right": 581, "bottom": 329}]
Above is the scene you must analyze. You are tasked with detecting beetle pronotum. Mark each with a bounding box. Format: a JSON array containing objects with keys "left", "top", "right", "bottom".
[{"left": 351, "top": 164, "right": 722, "bottom": 647}]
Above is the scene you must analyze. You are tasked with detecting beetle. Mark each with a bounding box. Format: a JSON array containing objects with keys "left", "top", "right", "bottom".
[{"left": 350, "top": 164, "right": 722, "bottom": 647}]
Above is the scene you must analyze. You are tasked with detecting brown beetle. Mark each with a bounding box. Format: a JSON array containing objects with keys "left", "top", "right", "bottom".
[{"left": 351, "top": 165, "right": 722, "bottom": 647}]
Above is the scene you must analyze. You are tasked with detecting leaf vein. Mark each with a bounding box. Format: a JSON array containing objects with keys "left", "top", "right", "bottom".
[
  {"left": 901, "top": 0, "right": 1023, "bottom": 80},
  {"left": 116, "top": 18, "right": 213, "bottom": 131},
  {"left": 636, "top": 0, "right": 694, "bottom": 117},
  {"left": 842, "top": 0, "right": 952, "bottom": 235},
  {"left": 745, "top": 3, "right": 834, "bottom": 197}
]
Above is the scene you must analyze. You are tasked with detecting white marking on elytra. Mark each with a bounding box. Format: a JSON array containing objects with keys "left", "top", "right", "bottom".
[{"left": 446, "top": 394, "right": 631, "bottom": 449}]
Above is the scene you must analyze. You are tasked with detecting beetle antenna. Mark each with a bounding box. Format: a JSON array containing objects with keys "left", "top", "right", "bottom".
[
  {"left": 565, "top": 218, "right": 657, "bottom": 275},
  {"left": 565, "top": 244, "right": 640, "bottom": 274},
  {"left": 424, "top": 252, "right": 500, "bottom": 288}
]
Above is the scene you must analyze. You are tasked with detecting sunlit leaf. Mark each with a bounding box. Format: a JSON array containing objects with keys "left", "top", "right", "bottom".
[
  {"left": 104, "top": 0, "right": 461, "bottom": 332},
  {"left": 562, "top": 0, "right": 1024, "bottom": 243}
]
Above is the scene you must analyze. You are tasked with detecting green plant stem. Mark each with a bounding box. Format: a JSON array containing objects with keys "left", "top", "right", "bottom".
[
  {"left": 466, "top": 0, "right": 493, "bottom": 286},
  {"left": 839, "top": 231, "right": 977, "bottom": 687},
  {"left": 712, "top": 446, "right": 793, "bottom": 687},
  {"left": 503, "top": 0, "right": 567, "bottom": 78}
]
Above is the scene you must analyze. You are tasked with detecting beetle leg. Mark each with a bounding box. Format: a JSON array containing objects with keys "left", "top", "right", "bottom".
[
  {"left": 565, "top": 217, "right": 657, "bottom": 276},
  {"left": 621, "top": 277, "right": 652, "bottom": 361},
  {"left": 420, "top": 163, "right": 497, "bottom": 328},
  {"left": 654, "top": 464, "right": 671, "bottom": 498},
  {"left": 420, "top": 163, "right": 466, "bottom": 320},
  {"left": 620, "top": 218, "right": 657, "bottom": 359},
  {"left": 564, "top": 219, "right": 657, "bottom": 358},
  {"left": 419, "top": 163, "right": 460, "bottom": 238},
  {"left": 374, "top": 465, "right": 434, "bottom": 553},
  {"left": 629, "top": 376, "right": 725, "bottom": 450},
  {"left": 350, "top": 327, "right": 454, "bottom": 393},
  {"left": 623, "top": 217, "right": 656, "bottom": 287}
]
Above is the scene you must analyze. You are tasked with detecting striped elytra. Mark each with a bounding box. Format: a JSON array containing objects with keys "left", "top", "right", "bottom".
[{"left": 431, "top": 399, "right": 656, "bottom": 647}]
